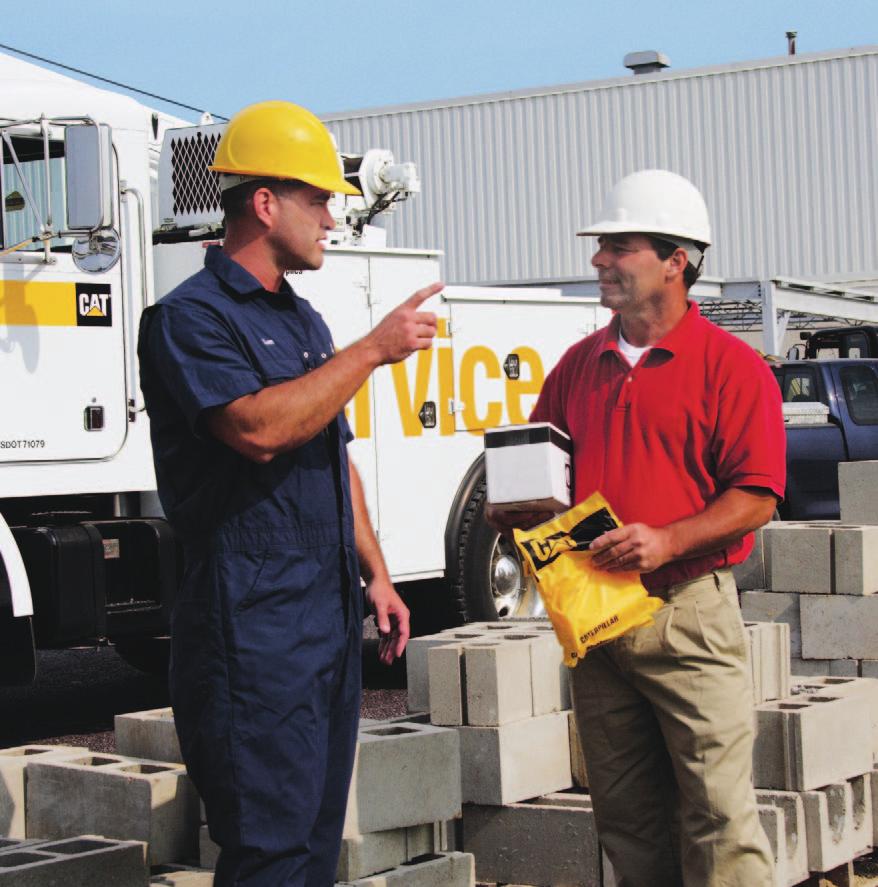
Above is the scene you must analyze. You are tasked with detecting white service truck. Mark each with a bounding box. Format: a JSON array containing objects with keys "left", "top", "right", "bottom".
[{"left": 0, "top": 56, "right": 606, "bottom": 683}]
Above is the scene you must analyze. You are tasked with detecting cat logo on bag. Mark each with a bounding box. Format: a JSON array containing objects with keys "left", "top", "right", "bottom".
[{"left": 522, "top": 507, "right": 620, "bottom": 570}]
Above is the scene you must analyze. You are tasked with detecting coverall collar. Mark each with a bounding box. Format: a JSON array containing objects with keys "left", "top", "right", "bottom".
[{"left": 204, "top": 244, "right": 295, "bottom": 299}]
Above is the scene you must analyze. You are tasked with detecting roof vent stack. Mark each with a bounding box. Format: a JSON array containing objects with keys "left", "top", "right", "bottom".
[
  {"left": 624, "top": 51, "right": 671, "bottom": 75},
  {"left": 786, "top": 31, "right": 797, "bottom": 55}
]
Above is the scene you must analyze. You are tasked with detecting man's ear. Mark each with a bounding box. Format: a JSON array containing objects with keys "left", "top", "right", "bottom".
[
  {"left": 250, "top": 187, "right": 275, "bottom": 228},
  {"left": 665, "top": 247, "right": 688, "bottom": 282}
]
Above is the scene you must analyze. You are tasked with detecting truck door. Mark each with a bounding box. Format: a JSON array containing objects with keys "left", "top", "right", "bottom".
[
  {"left": 365, "top": 252, "right": 449, "bottom": 578},
  {"left": 832, "top": 362, "right": 878, "bottom": 460},
  {"left": 0, "top": 124, "right": 127, "bottom": 463},
  {"left": 444, "top": 288, "right": 603, "bottom": 434}
]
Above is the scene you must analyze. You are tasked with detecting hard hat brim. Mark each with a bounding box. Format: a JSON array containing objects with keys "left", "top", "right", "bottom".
[
  {"left": 576, "top": 220, "right": 711, "bottom": 247},
  {"left": 209, "top": 164, "right": 361, "bottom": 197}
]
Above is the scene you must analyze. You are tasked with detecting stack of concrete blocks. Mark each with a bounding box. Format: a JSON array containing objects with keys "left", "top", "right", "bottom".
[
  {"left": 409, "top": 620, "right": 610, "bottom": 886},
  {"left": 336, "top": 720, "right": 473, "bottom": 885},
  {"left": 734, "top": 476, "right": 878, "bottom": 883},
  {"left": 0, "top": 834, "right": 149, "bottom": 885},
  {"left": 737, "top": 498, "right": 878, "bottom": 679}
]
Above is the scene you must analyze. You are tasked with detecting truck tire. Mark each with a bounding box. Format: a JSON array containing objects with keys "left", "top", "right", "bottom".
[
  {"left": 113, "top": 637, "right": 170, "bottom": 679},
  {"left": 451, "top": 475, "right": 544, "bottom": 624}
]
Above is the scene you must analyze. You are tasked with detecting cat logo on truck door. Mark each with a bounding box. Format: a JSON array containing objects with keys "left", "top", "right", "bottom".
[{"left": 75, "top": 283, "right": 112, "bottom": 327}]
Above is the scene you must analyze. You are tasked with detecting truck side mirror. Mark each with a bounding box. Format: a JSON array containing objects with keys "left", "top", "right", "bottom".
[{"left": 65, "top": 124, "right": 114, "bottom": 232}]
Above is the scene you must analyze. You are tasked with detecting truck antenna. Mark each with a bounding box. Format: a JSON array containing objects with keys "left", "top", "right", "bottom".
[{"left": 0, "top": 42, "right": 229, "bottom": 121}]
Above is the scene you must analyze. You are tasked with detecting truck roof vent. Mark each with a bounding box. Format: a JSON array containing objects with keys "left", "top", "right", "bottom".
[
  {"left": 623, "top": 51, "right": 670, "bottom": 75},
  {"left": 158, "top": 124, "right": 227, "bottom": 228}
]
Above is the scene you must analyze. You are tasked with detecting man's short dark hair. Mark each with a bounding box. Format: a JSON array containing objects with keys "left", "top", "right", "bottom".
[
  {"left": 220, "top": 178, "right": 306, "bottom": 222},
  {"left": 648, "top": 236, "right": 705, "bottom": 289}
]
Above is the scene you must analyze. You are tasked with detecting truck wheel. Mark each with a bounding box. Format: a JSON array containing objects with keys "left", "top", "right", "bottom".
[
  {"left": 451, "top": 477, "right": 544, "bottom": 623},
  {"left": 113, "top": 637, "right": 170, "bottom": 678}
]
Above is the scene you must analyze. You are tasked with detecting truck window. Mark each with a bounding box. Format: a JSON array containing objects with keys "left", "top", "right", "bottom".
[
  {"left": 780, "top": 368, "right": 819, "bottom": 403},
  {"left": 1, "top": 135, "right": 70, "bottom": 251},
  {"left": 840, "top": 366, "right": 878, "bottom": 425},
  {"left": 843, "top": 331, "right": 869, "bottom": 359}
]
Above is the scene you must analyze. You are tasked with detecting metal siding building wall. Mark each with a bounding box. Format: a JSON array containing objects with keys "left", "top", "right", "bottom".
[{"left": 324, "top": 48, "right": 878, "bottom": 287}]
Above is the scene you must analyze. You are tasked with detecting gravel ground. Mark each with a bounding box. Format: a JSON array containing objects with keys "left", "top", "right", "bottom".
[{"left": 1, "top": 628, "right": 409, "bottom": 752}]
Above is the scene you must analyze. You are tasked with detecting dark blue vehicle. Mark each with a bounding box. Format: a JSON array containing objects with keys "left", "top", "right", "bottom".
[{"left": 769, "top": 359, "right": 878, "bottom": 519}]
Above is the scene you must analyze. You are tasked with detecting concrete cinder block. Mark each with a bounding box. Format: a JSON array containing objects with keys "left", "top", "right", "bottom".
[
  {"left": 850, "top": 773, "right": 873, "bottom": 857},
  {"left": 150, "top": 863, "right": 215, "bottom": 885},
  {"left": 863, "top": 661, "right": 878, "bottom": 679},
  {"left": 337, "top": 830, "right": 407, "bottom": 881},
  {"left": 834, "top": 526, "right": 878, "bottom": 595},
  {"left": 753, "top": 694, "right": 873, "bottom": 791},
  {"left": 0, "top": 835, "right": 148, "bottom": 886},
  {"left": 801, "top": 595, "right": 878, "bottom": 659},
  {"left": 764, "top": 525, "right": 832, "bottom": 593},
  {"left": 790, "top": 658, "right": 834, "bottom": 678},
  {"left": 792, "top": 675, "right": 878, "bottom": 762},
  {"left": 568, "top": 712, "right": 589, "bottom": 788},
  {"left": 740, "top": 591, "right": 802, "bottom": 657},
  {"left": 0, "top": 744, "right": 87, "bottom": 839},
  {"left": 465, "top": 640, "right": 532, "bottom": 726},
  {"left": 840, "top": 461, "right": 878, "bottom": 525},
  {"left": 870, "top": 767, "right": 878, "bottom": 847},
  {"left": 458, "top": 711, "right": 571, "bottom": 805},
  {"left": 198, "top": 823, "right": 218, "bottom": 870},
  {"left": 406, "top": 824, "right": 435, "bottom": 859},
  {"left": 344, "top": 723, "right": 461, "bottom": 835},
  {"left": 758, "top": 804, "right": 787, "bottom": 887},
  {"left": 406, "top": 631, "right": 487, "bottom": 713},
  {"left": 115, "top": 708, "right": 182, "bottom": 765},
  {"left": 502, "top": 632, "right": 569, "bottom": 715},
  {"left": 746, "top": 622, "right": 792, "bottom": 703},
  {"left": 26, "top": 754, "right": 199, "bottom": 865},
  {"left": 338, "top": 851, "right": 475, "bottom": 886},
  {"left": 734, "top": 526, "right": 767, "bottom": 590},
  {"left": 802, "top": 780, "right": 858, "bottom": 872},
  {"left": 462, "top": 801, "right": 600, "bottom": 887},
  {"left": 428, "top": 644, "right": 467, "bottom": 726},
  {"left": 756, "top": 790, "right": 809, "bottom": 886},
  {"left": 534, "top": 788, "right": 593, "bottom": 809}
]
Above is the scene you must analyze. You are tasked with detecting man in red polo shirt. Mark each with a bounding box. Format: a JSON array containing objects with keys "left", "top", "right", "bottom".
[{"left": 491, "top": 170, "right": 785, "bottom": 886}]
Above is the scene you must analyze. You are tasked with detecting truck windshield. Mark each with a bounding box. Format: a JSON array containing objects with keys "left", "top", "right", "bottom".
[{"left": 1, "top": 135, "right": 72, "bottom": 251}]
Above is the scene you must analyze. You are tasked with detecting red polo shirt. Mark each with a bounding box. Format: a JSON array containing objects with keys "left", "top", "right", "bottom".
[{"left": 531, "top": 301, "right": 785, "bottom": 590}]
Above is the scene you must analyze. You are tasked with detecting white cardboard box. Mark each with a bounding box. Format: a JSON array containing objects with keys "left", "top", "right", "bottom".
[{"left": 484, "top": 423, "right": 571, "bottom": 512}]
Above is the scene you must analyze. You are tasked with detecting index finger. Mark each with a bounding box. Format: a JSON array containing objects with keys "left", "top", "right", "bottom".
[
  {"left": 406, "top": 282, "right": 444, "bottom": 308},
  {"left": 589, "top": 526, "right": 627, "bottom": 553}
]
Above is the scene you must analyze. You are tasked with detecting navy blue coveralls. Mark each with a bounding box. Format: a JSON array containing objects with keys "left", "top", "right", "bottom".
[{"left": 138, "top": 246, "right": 362, "bottom": 886}]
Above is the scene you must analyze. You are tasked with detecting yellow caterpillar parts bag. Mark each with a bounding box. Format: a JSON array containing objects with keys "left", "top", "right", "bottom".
[{"left": 514, "top": 491, "right": 664, "bottom": 667}]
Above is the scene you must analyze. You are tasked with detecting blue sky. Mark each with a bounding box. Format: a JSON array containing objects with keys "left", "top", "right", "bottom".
[{"left": 2, "top": 0, "right": 874, "bottom": 120}]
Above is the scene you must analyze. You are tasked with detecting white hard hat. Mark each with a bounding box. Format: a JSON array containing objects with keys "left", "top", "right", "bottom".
[{"left": 578, "top": 169, "right": 712, "bottom": 246}]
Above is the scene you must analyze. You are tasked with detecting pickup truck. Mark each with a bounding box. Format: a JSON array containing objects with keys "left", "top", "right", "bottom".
[{"left": 769, "top": 359, "right": 878, "bottom": 519}]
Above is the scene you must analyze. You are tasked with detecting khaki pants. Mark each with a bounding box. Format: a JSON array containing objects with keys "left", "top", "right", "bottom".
[{"left": 570, "top": 569, "right": 775, "bottom": 887}]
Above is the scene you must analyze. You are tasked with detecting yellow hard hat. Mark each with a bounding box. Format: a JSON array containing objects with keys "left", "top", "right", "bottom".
[{"left": 210, "top": 100, "right": 360, "bottom": 196}]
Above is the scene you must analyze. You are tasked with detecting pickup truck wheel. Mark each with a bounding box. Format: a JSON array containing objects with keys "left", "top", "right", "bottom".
[
  {"left": 113, "top": 637, "right": 170, "bottom": 678},
  {"left": 452, "top": 477, "right": 544, "bottom": 622}
]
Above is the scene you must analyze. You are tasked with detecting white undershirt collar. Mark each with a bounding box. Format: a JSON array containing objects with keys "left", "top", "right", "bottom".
[{"left": 617, "top": 330, "right": 652, "bottom": 367}]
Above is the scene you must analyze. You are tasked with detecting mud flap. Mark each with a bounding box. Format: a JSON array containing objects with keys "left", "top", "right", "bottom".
[{"left": 0, "top": 609, "right": 36, "bottom": 685}]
